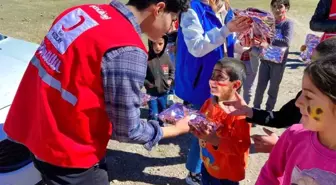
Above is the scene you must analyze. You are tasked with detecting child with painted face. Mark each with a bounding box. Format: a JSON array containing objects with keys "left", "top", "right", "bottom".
[
  {"left": 189, "top": 57, "right": 251, "bottom": 185},
  {"left": 256, "top": 55, "right": 336, "bottom": 184}
]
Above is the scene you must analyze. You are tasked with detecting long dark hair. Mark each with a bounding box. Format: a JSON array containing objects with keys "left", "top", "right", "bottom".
[{"left": 305, "top": 55, "right": 336, "bottom": 104}]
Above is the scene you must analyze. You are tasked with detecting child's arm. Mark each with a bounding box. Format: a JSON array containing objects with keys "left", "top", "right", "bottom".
[
  {"left": 247, "top": 91, "right": 301, "bottom": 128},
  {"left": 255, "top": 127, "right": 290, "bottom": 185},
  {"left": 215, "top": 119, "right": 251, "bottom": 155},
  {"left": 272, "top": 20, "right": 294, "bottom": 47}
]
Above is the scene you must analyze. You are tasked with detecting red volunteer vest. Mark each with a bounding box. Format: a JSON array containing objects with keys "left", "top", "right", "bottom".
[
  {"left": 321, "top": 0, "right": 336, "bottom": 41},
  {"left": 4, "top": 4, "right": 146, "bottom": 168}
]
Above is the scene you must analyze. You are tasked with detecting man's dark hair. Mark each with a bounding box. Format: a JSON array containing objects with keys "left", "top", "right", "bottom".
[
  {"left": 315, "top": 37, "right": 336, "bottom": 56},
  {"left": 305, "top": 55, "right": 336, "bottom": 104},
  {"left": 216, "top": 57, "right": 247, "bottom": 92},
  {"left": 271, "top": 0, "right": 290, "bottom": 10},
  {"left": 126, "top": 0, "right": 189, "bottom": 13}
]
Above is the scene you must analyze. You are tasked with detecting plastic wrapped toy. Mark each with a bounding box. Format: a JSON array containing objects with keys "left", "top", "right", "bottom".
[
  {"left": 158, "top": 103, "right": 189, "bottom": 124},
  {"left": 235, "top": 8, "right": 275, "bottom": 47},
  {"left": 300, "top": 34, "right": 320, "bottom": 63},
  {"left": 260, "top": 45, "right": 287, "bottom": 63},
  {"left": 140, "top": 93, "right": 156, "bottom": 106},
  {"left": 188, "top": 112, "right": 219, "bottom": 133}
]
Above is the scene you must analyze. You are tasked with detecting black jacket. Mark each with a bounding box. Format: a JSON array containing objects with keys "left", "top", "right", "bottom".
[
  {"left": 310, "top": 0, "right": 336, "bottom": 33},
  {"left": 246, "top": 91, "right": 302, "bottom": 128}
]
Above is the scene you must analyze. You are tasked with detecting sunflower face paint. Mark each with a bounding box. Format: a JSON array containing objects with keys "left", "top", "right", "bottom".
[{"left": 307, "top": 106, "right": 324, "bottom": 121}]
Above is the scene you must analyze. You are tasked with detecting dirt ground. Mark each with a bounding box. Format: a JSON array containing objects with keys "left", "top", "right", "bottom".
[{"left": 0, "top": 0, "right": 321, "bottom": 184}]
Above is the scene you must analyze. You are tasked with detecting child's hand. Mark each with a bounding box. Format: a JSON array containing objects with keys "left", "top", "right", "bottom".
[
  {"left": 260, "top": 41, "right": 269, "bottom": 48},
  {"left": 167, "top": 79, "right": 172, "bottom": 86},
  {"left": 190, "top": 123, "right": 220, "bottom": 146},
  {"left": 147, "top": 83, "right": 154, "bottom": 88},
  {"left": 251, "top": 128, "right": 279, "bottom": 153},
  {"left": 168, "top": 45, "right": 176, "bottom": 53},
  {"left": 300, "top": 45, "right": 307, "bottom": 52},
  {"left": 251, "top": 39, "right": 261, "bottom": 46}
]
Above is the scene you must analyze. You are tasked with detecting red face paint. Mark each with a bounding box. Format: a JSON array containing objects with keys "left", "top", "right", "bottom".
[{"left": 215, "top": 81, "right": 228, "bottom": 86}]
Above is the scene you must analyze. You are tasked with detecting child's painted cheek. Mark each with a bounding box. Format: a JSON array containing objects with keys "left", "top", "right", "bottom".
[{"left": 307, "top": 106, "right": 324, "bottom": 121}]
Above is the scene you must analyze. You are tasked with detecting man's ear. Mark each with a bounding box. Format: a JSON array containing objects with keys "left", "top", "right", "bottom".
[{"left": 152, "top": 2, "right": 166, "bottom": 17}]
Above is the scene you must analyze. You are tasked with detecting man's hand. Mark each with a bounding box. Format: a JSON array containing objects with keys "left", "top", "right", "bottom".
[
  {"left": 219, "top": 92, "right": 253, "bottom": 118},
  {"left": 227, "top": 16, "right": 252, "bottom": 33},
  {"left": 251, "top": 128, "right": 279, "bottom": 153},
  {"left": 162, "top": 116, "right": 191, "bottom": 138},
  {"left": 174, "top": 116, "right": 191, "bottom": 134}
]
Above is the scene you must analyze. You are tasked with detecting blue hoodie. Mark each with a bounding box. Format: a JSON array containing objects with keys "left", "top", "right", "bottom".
[{"left": 175, "top": 0, "right": 236, "bottom": 106}]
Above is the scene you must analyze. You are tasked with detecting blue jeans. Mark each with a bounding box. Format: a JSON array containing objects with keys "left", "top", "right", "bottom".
[
  {"left": 148, "top": 93, "right": 168, "bottom": 126},
  {"left": 184, "top": 101, "right": 203, "bottom": 174},
  {"left": 201, "top": 165, "right": 239, "bottom": 185}
]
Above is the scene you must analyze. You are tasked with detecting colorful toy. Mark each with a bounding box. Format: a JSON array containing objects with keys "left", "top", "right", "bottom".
[
  {"left": 300, "top": 34, "right": 320, "bottom": 63},
  {"left": 140, "top": 93, "right": 156, "bottom": 106},
  {"left": 158, "top": 103, "right": 190, "bottom": 124},
  {"left": 235, "top": 8, "right": 275, "bottom": 47},
  {"left": 188, "top": 112, "right": 219, "bottom": 132},
  {"left": 260, "top": 45, "right": 287, "bottom": 63}
]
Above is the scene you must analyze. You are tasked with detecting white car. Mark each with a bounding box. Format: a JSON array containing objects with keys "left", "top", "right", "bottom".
[{"left": 0, "top": 33, "right": 43, "bottom": 185}]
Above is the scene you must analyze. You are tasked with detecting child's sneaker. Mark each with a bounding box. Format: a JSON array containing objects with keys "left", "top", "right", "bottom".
[{"left": 185, "top": 172, "right": 202, "bottom": 185}]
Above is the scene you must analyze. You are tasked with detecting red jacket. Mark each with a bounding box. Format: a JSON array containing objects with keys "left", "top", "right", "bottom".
[{"left": 4, "top": 4, "right": 146, "bottom": 168}]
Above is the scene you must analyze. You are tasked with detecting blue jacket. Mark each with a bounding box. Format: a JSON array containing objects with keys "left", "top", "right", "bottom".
[{"left": 175, "top": 0, "right": 236, "bottom": 106}]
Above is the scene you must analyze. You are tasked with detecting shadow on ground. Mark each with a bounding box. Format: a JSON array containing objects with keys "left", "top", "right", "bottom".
[
  {"left": 286, "top": 58, "right": 306, "bottom": 69},
  {"left": 106, "top": 107, "right": 258, "bottom": 184},
  {"left": 107, "top": 107, "right": 192, "bottom": 184},
  {"left": 106, "top": 148, "right": 187, "bottom": 184},
  {"left": 288, "top": 51, "right": 301, "bottom": 56},
  {"left": 107, "top": 134, "right": 192, "bottom": 185}
]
